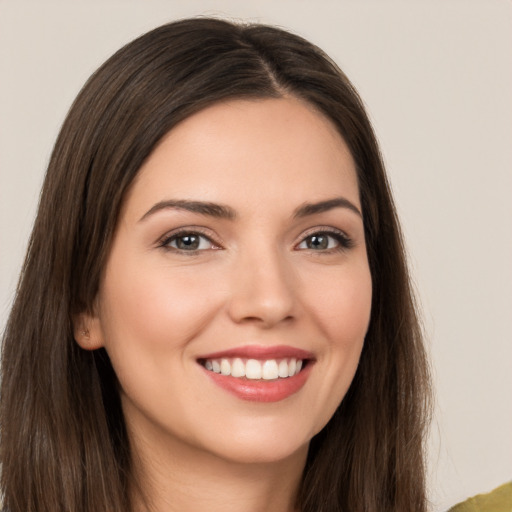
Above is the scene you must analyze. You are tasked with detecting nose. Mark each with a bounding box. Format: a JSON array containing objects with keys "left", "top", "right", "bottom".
[{"left": 226, "top": 247, "right": 297, "bottom": 328}]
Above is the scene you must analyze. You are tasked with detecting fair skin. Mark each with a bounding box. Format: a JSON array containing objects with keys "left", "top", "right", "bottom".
[{"left": 76, "top": 97, "right": 372, "bottom": 512}]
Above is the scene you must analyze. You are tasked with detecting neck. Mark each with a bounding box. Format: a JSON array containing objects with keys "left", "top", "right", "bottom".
[{"left": 128, "top": 417, "right": 307, "bottom": 512}]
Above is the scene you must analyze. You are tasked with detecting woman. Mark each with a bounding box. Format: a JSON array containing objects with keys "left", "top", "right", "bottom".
[{"left": 0, "top": 17, "right": 431, "bottom": 512}]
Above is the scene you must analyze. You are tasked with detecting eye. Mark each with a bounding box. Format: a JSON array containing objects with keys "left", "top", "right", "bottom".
[
  {"left": 160, "top": 231, "right": 218, "bottom": 252},
  {"left": 296, "top": 230, "right": 353, "bottom": 252}
]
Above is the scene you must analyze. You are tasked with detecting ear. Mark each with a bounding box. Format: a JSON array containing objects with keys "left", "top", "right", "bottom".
[{"left": 72, "top": 309, "right": 105, "bottom": 351}]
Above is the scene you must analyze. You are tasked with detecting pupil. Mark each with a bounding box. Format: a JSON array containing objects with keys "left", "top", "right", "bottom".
[
  {"left": 177, "top": 235, "right": 199, "bottom": 250},
  {"left": 308, "top": 235, "right": 328, "bottom": 250}
]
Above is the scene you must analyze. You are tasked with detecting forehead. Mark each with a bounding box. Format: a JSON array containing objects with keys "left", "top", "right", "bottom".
[{"left": 124, "top": 97, "right": 359, "bottom": 220}]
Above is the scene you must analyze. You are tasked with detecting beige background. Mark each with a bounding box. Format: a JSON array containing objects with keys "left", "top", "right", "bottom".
[{"left": 1, "top": 1, "right": 511, "bottom": 510}]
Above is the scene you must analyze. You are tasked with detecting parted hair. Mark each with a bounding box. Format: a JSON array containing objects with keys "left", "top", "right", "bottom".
[{"left": 0, "top": 17, "right": 431, "bottom": 512}]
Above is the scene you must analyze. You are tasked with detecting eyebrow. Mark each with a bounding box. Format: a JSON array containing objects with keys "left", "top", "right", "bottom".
[
  {"left": 293, "top": 197, "right": 362, "bottom": 219},
  {"left": 139, "top": 200, "right": 237, "bottom": 222},
  {"left": 139, "top": 196, "right": 362, "bottom": 222}
]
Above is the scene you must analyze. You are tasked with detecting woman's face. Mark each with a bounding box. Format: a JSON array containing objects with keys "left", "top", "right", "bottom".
[{"left": 79, "top": 97, "right": 372, "bottom": 465}]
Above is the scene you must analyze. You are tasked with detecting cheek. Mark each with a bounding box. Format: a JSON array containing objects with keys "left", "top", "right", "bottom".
[
  {"left": 97, "top": 260, "right": 226, "bottom": 360},
  {"left": 307, "top": 262, "right": 372, "bottom": 347},
  {"left": 301, "top": 261, "right": 372, "bottom": 433},
  {"left": 96, "top": 262, "right": 229, "bottom": 427}
]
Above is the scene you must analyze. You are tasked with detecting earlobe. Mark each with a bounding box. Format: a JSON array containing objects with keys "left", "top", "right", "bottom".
[{"left": 73, "top": 312, "right": 104, "bottom": 350}]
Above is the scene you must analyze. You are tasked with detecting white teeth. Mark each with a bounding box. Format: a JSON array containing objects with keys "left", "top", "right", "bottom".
[
  {"left": 231, "top": 358, "right": 245, "bottom": 378},
  {"left": 245, "top": 359, "right": 262, "bottom": 379},
  {"left": 288, "top": 358, "right": 297, "bottom": 376},
  {"left": 262, "top": 360, "right": 279, "bottom": 380},
  {"left": 220, "top": 358, "right": 231, "bottom": 376},
  {"left": 202, "top": 357, "right": 305, "bottom": 380},
  {"left": 278, "top": 359, "right": 289, "bottom": 378}
]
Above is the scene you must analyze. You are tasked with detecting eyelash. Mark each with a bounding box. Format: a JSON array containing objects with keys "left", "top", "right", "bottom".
[
  {"left": 158, "top": 228, "right": 220, "bottom": 254},
  {"left": 296, "top": 228, "right": 354, "bottom": 253},
  {"left": 158, "top": 227, "right": 354, "bottom": 254}
]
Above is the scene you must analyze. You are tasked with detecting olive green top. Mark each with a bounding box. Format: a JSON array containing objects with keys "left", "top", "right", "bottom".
[{"left": 448, "top": 482, "right": 512, "bottom": 512}]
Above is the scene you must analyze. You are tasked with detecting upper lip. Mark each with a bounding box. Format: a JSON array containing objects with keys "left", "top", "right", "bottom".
[{"left": 197, "top": 344, "right": 315, "bottom": 361}]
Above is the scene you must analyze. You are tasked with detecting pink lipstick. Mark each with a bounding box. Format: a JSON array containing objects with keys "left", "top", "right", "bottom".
[{"left": 197, "top": 345, "right": 314, "bottom": 402}]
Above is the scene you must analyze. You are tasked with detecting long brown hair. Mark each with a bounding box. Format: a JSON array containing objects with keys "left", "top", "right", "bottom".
[{"left": 1, "top": 17, "right": 431, "bottom": 512}]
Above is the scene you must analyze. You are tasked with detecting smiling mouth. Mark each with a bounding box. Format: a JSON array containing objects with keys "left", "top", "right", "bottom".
[
  {"left": 198, "top": 357, "right": 308, "bottom": 380},
  {"left": 197, "top": 346, "right": 314, "bottom": 402}
]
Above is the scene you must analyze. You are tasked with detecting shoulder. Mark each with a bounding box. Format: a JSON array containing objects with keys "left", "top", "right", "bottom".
[{"left": 447, "top": 482, "right": 512, "bottom": 512}]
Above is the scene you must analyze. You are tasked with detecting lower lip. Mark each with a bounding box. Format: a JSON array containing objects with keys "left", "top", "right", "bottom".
[{"left": 201, "top": 363, "right": 313, "bottom": 402}]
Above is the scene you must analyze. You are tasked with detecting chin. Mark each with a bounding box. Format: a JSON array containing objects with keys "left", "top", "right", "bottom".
[
  {"left": 197, "top": 417, "right": 315, "bottom": 466},
  {"left": 211, "top": 437, "right": 309, "bottom": 466}
]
